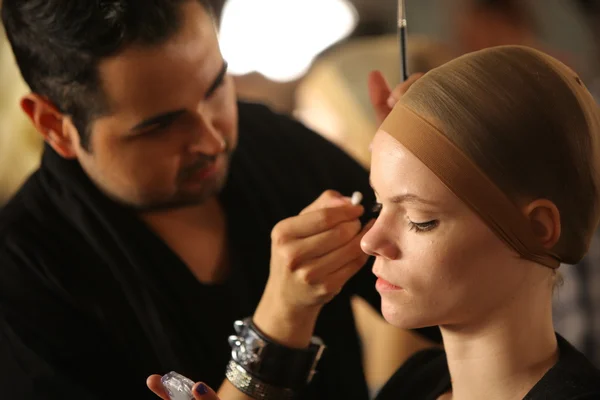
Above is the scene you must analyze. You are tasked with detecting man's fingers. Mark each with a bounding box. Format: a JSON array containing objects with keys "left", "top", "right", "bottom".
[
  {"left": 303, "top": 222, "right": 371, "bottom": 281},
  {"left": 327, "top": 252, "right": 370, "bottom": 290},
  {"left": 287, "top": 219, "right": 362, "bottom": 267},
  {"left": 387, "top": 73, "right": 425, "bottom": 108},
  {"left": 309, "top": 251, "right": 370, "bottom": 303},
  {"left": 318, "top": 221, "right": 375, "bottom": 288},
  {"left": 146, "top": 375, "right": 170, "bottom": 400},
  {"left": 192, "top": 382, "right": 220, "bottom": 399},
  {"left": 368, "top": 70, "right": 425, "bottom": 124},
  {"left": 299, "top": 190, "right": 351, "bottom": 215},
  {"left": 368, "top": 70, "right": 393, "bottom": 125},
  {"left": 273, "top": 204, "right": 364, "bottom": 241}
]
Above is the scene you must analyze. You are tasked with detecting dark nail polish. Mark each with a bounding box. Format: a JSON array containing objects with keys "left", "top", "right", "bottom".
[{"left": 196, "top": 383, "right": 209, "bottom": 395}]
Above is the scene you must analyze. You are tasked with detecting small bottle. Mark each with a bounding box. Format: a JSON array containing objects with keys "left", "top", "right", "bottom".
[{"left": 161, "top": 371, "right": 195, "bottom": 400}]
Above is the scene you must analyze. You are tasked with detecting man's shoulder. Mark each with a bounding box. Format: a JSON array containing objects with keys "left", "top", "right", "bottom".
[
  {"left": 231, "top": 101, "right": 374, "bottom": 220},
  {"left": 0, "top": 177, "right": 42, "bottom": 239},
  {"left": 236, "top": 101, "right": 350, "bottom": 158},
  {"left": 235, "top": 101, "right": 370, "bottom": 185},
  {"left": 0, "top": 174, "right": 75, "bottom": 264}
]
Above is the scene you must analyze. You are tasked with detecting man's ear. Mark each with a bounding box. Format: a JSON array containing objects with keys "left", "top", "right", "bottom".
[
  {"left": 523, "top": 199, "right": 561, "bottom": 249},
  {"left": 20, "top": 94, "right": 77, "bottom": 159}
]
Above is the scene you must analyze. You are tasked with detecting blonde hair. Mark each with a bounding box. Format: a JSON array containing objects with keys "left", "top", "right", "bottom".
[{"left": 400, "top": 46, "right": 600, "bottom": 264}]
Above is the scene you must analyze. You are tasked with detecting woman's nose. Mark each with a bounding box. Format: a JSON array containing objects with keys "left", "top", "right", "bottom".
[{"left": 360, "top": 221, "right": 401, "bottom": 260}]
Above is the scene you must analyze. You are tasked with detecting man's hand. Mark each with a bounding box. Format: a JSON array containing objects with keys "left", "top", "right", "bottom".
[
  {"left": 253, "top": 190, "right": 373, "bottom": 348},
  {"left": 368, "top": 71, "right": 424, "bottom": 125},
  {"left": 267, "top": 190, "right": 369, "bottom": 308}
]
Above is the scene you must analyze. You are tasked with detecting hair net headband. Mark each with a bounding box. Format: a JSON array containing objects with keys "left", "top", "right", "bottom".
[{"left": 380, "top": 104, "right": 562, "bottom": 268}]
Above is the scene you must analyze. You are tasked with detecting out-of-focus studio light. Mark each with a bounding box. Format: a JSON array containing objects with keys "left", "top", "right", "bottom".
[{"left": 219, "top": 0, "right": 358, "bottom": 82}]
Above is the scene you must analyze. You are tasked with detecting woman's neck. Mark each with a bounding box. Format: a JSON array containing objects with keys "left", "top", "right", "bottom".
[{"left": 440, "top": 274, "right": 558, "bottom": 400}]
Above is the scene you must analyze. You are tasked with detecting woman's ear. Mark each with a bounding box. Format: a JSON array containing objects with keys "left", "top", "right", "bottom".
[
  {"left": 523, "top": 199, "right": 561, "bottom": 249},
  {"left": 20, "top": 94, "right": 77, "bottom": 159}
]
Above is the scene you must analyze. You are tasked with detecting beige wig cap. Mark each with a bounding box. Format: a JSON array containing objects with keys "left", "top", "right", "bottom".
[{"left": 380, "top": 45, "right": 600, "bottom": 268}]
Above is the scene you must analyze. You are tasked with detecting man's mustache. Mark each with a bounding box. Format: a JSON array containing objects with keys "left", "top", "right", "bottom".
[{"left": 178, "top": 141, "right": 231, "bottom": 181}]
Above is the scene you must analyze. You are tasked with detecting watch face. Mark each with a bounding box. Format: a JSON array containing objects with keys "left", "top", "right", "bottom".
[
  {"left": 229, "top": 320, "right": 268, "bottom": 368},
  {"left": 237, "top": 334, "right": 266, "bottom": 367}
]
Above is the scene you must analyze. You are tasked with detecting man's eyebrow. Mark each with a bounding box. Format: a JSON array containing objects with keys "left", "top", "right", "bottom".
[
  {"left": 128, "top": 61, "right": 228, "bottom": 133},
  {"left": 204, "top": 61, "right": 228, "bottom": 99},
  {"left": 129, "top": 109, "right": 186, "bottom": 132}
]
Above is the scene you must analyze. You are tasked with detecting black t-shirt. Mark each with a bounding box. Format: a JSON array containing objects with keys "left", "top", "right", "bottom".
[
  {"left": 0, "top": 102, "right": 439, "bottom": 399},
  {"left": 376, "top": 334, "right": 600, "bottom": 400}
]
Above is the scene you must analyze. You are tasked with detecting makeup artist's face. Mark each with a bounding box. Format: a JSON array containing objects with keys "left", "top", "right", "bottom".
[
  {"left": 361, "top": 130, "right": 531, "bottom": 330},
  {"left": 74, "top": 2, "right": 238, "bottom": 211}
]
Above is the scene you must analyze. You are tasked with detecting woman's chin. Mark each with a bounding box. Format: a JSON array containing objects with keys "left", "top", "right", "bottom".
[{"left": 381, "top": 301, "right": 432, "bottom": 329}]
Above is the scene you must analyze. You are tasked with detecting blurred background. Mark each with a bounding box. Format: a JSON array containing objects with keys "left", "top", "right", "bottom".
[{"left": 1, "top": 0, "right": 599, "bottom": 204}]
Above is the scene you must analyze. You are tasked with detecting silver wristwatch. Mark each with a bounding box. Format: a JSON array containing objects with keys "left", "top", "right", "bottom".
[{"left": 227, "top": 318, "right": 326, "bottom": 392}]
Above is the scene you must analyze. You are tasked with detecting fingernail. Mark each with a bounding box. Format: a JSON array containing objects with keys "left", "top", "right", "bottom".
[
  {"left": 196, "top": 383, "right": 209, "bottom": 395},
  {"left": 387, "top": 96, "right": 397, "bottom": 109}
]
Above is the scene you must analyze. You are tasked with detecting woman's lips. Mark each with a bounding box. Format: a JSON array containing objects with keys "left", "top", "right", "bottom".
[{"left": 375, "top": 276, "right": 403, "bottom": 291}]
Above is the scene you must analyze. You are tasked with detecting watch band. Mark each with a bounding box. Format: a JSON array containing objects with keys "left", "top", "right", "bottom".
[
  {"left": 228, "top": 318, "right": 326, "bottom": 390},
  {"left": 225, "top": 360, "right": 296, "bottom": 400}
]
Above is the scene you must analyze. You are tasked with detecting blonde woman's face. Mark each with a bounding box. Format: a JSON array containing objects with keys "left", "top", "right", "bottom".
[{"left": 361, "top": 130, "right": 530, "bottom": 330}]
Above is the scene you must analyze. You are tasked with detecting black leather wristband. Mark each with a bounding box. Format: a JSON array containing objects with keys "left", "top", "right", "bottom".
[
  {"left": 248, "top": 319, "right": 324, "bottom": 388},
  {"left": 228, "top": 318, "right": 325, "bottom": 390}
]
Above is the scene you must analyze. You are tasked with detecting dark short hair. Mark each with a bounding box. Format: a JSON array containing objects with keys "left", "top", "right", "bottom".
[{"left": 1, "top": 0, "right": 213, "bottom": 150}]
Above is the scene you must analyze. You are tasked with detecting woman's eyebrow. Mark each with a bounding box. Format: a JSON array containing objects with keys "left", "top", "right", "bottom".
[{"left": 369, "top": 178, "right": 439, "bottom": 206}]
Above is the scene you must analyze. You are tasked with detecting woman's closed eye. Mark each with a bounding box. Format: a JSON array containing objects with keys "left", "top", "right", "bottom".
[
  {"left": 370, "top": 202, "right": 439, "bottom": 232},
  {"left": 408, "top": 220, "right": 439, "bottom": 233}
]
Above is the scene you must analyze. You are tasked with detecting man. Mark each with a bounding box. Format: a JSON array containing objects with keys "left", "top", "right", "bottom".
[{"left": 0, "top": 1, "right": 435, "bottom": 399}]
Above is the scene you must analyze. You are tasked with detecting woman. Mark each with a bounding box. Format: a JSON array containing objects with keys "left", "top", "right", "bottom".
[{"left": 149, "top": 45, "right": 600, "bottom": 399}]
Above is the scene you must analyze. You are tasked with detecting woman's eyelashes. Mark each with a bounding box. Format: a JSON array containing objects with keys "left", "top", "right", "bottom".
[
  {"left": 408, "top": 220, "right": 439, "bottom": 233},
  {"left": 371, "top": 202, "right": 439, "bottom": 233},
  {"left": 371, "top": 202, "right": 383, "bottom": 217}
]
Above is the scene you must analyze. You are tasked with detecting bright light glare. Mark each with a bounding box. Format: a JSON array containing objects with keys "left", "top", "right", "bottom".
[{"left": 219, "top": 0, "right": 358, "bottom": 82}]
